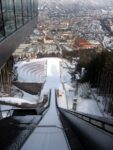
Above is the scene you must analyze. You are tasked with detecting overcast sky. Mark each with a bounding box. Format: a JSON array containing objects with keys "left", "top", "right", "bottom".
[
  {"left": 38, "top": 0, "right": 112, "bottom": 10},
  {"left": 39, "top": 0, "right": 112, "bottom": 5}
]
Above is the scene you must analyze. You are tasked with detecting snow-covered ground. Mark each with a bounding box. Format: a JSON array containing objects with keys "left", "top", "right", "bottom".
[
  {"left": 16, "top": 59, "right": 47, "bottom": 83},
  {"left": 0, "top": 58, "right": 68, "bottom": 112},
  {"left": 1, "top": 57, "right": 103, "bottom": 117},
  {"left": 40, "top": 58, "right": 67, "bottom": 109},
  {"left": 0, "top": 97, "right": 37, "bottom": 106},
  {"left": 91, "top": 88, "right": 110, "bottom": 117},
  {"left": 22, "top": 89, "right": 69, "bottom": 150},
  {"left": 21, "top": 58, "right": 69, "bottom": 150},
  {"left": 12, "top": 58, "right": 48, "bottom": 103},
  {"left": 61, "top": 59, "right": 103, "bottom": 116},
  {"left": 76, "top": 84, "right": 102, "bottom": 116},
  {"left": 76, "top": 97, "right": 102, "bottom": 116},
  {"left": 0, "top": 59, "right": 47, "bottom": 112},
  {"left": 103, "top": 36, "right": 113, "bottom": 49},
  {"left": 14, "top": 91, "right": 39, "bottom": 102}
]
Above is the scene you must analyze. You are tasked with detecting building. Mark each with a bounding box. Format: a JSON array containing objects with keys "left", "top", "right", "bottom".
[
  {"left": 72, "top": 38, "right": 94, "bottom": 49},
  {"left": 0, "top": 0, "right": 38, "bottom": 94},
  {"left": 0, "top": 0, "right": 38, "bottom": 67}
]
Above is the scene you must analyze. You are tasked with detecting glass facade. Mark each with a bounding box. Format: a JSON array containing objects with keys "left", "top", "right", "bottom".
[
  {"left": 2, "top": 0, "right": 16, "bottom": 36},
  {"left": 14, "top": 0, "right": 23, "bottom": 28},
  {"left": 0, "top": 0, "right": 38, "bottom": 41},
  {"left": 0, "top": 1, "right": 5, "bottom": 40},
  {"left": 22, "top": 0, "right": 28, "bottom": 23}
]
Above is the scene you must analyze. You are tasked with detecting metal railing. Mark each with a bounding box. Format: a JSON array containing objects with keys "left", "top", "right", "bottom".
[
  {"left": 58, "top": 108, "right": 113, "bottom": 150},
  {"left": 59, "top": 108, "right": 113, "bottom": 135}
]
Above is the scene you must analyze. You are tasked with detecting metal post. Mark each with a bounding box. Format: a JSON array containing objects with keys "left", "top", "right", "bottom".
[
  {"left": 26, "top": 0, "right": 29, "bottom": 21},
  {"left": 21, "top": 0, "right": 24, "bottom": 25},
  {"left": 13, "top": 0, "right": 17, "bottom": 30},
  {"left": 30, "top": 0, "right": 32, "bottom": 19},
  {"left": 0, "top": 0, "right": 6, "bottom": 37},
  {"left": 33, "top": 0, "right": 35, "bottom": 17}
]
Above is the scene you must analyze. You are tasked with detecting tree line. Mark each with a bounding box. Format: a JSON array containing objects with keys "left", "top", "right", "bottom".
[{"left": 81, "top": 51, "right": 113, "bottom": 115}]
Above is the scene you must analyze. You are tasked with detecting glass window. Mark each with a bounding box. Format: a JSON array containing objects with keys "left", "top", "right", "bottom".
[
  {"left": 22, "top": 0, "right": 28, "bottom": 24},
  {"left": 0, "top": 2, "right": 5, "bottom": 41},
  {"left": 34, "top": 0, "right": 38, "bottom": 17},
  {"left": 2, "top": 0, "right": 16, "bottom": 36},
  {"left": 31, "top": 0, "right": 34, "bottom": 18},
  {"left": 27, "top": 0, "right": 32, "bottom": 20},
  {"left": 14, "top": 0, "right": 23, "bottom": 28},
  {"left": 0, "top": 0, "right": 38, "bottom": 41}
]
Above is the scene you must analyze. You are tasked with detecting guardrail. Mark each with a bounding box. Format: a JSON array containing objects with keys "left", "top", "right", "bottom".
[
  {"left": 60, "top": 108, "right": 113, "bottom": 134},
  {"left": 58, "top": 108, "right": 113, "bottom": 150},
  {"left": 55, "top": 88, "right": 113, "bottom": 134}
]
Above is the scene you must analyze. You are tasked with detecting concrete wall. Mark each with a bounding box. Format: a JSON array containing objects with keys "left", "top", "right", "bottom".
[{"left": 0, "top": 16, "right": 38, "bottom": 69}]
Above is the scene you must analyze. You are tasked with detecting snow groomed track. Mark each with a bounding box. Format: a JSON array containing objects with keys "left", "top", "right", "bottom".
[
  {"left": 1, "top": 58, "right": 113, "bottom": 150},
  {"left": 21, "top": 58, "right": 70, "bottom": 150},
  {"left": 22, "top": 90, "right": 70, "bottom": 150}
]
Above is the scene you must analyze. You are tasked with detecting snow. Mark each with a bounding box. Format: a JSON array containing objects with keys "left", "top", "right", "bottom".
[
  {"left": 22, "top": 127, "right": 69, "bottom": 150},
  {"left": 41, "top": 58, "right": 62, "bottom": 90},
  {"left": 21, "top": 58, "right": 69, "bottom": 150},
  {"left": 76, "top": 97, "right": 102, "bottom": 116},
  {"left": 61, "top": 59, "right": 72, "bottom": 83},
  {"left": 57, "top": 90, "right": 68, "bottom": 109},
  {"left": 40, "top": 58, "right": 68, "bottom": 109},
  {"left": 75, "top": 73, "right": 80, "bottom": 80},
  {"left": 76, "top": 84, "right": 103, "bottom": 116},
  {"left": 40, "top": 89, "right": 62, "bottom": 126},
  {"left": 103, "top": 36, "right": 113, "bottom": 49},
  {"left": 63, "top": 83, "right": 75, "bottom": 109},
  {"left": 16, "top": 59, "right": 47, "bottom": 83},
  {"left": 0, "top": 58, "right": 68, "bottom": 110},
  {"left": 1, "top": 57, "right": 103, "bottom": 117},
  {"left": 1, "top": 105, "right": 12, "bottom": 111},
  {"left": 0, "top": 97, "right": 37, "bottom": 106},
  {"left": 20, "top": 91, "right": 39, "bottom": 101},
  {"left": 60, "top": 59, "right": 103, "bottom": 116},
  {"left": 61, "top": 71, "right": 71, "bottom": 83},
  {"left": 62, "top": 45, "right": 73, "bottom": 51},
  {"left": 91, "top": 88, "right": 109, "bottom": 117}
]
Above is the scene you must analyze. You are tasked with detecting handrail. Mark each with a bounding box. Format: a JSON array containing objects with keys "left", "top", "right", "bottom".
[
  {"left": 55, "top": 87, "right": 113, "bottom": 134},
  {"left": 58, "top": 108, "right": 113, "bottom": 150},
  {"left": 59, "top": 108, "right": 113, "bottom": 135}
]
